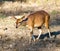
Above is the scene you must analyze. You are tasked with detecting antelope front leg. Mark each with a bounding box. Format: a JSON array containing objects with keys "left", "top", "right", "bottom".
[{"left": 29, "top": 28, "right": 35, "bottom": 43}]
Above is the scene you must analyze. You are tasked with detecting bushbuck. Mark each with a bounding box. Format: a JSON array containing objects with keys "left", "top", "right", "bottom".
[{"left": 16, "top": 10, "right": 51, "bottom": 43}]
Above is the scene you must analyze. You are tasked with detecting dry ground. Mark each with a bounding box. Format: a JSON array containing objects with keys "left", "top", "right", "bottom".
[
  {"left": 0, "top": 1, "right": 60, "bottom": 51},
  {"left": 0, "top": 15, "right": 60, "bottom": 51}
]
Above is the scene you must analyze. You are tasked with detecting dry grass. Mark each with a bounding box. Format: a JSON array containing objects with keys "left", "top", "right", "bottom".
[{"left": 0, "top": 1, "right": 60, "bottom": 15}]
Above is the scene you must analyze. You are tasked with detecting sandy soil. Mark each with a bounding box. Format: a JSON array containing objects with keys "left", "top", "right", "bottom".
[{"left": 0, "top": 16, "right": 60, "bottom": 51}]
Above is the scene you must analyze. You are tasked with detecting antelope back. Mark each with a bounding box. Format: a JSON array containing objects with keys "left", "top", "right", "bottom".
[{"left": 26, "top": 10, "right": 50, "bottom": 29}]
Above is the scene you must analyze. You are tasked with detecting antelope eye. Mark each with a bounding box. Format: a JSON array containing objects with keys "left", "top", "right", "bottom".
[{"left": 19, "top": 21, "right": 22, "bottom": 24}]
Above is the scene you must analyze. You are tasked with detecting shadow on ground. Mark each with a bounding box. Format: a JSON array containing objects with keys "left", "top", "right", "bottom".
[
  {"left": 34, "top": 31, "right": 60, "bottom": 39},
  {"left": 15, "top": 31, "right": 60, "bottom": 51}
]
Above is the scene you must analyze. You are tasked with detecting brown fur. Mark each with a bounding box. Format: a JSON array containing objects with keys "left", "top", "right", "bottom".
[
  {"left": 26, "top": 10, "right": 50, "bottom": 29},
  {"left": 16, "top": 10, "right": 51, "bottom": 43}
]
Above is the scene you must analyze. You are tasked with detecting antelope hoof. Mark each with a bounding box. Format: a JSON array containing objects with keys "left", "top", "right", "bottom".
[
  {"left": 36, "top": 37, "right": 39, "bottom": 41},
  {"left": 33, "top": 38, "right": 36, "bottom": 42}
]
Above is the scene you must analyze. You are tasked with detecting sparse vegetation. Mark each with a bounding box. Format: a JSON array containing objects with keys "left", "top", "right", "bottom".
[
  {"left": 0, "top": 13, "right": 6, "bottom": 18},
  {"left": 0, "top": 0, "right": 60, "bottom": 51},
  {"left": 51, "top": 10, "right": 58, "bottom": 15}
]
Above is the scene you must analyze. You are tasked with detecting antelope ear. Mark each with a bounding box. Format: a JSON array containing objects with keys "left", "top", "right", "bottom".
[{"left": 21, "top": 15, "right": 25, "bottom": 19}]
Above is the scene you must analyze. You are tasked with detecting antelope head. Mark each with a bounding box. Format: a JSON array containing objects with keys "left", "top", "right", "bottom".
[{"left": 16, "top": 15, "right": 25, "bottom": 28}]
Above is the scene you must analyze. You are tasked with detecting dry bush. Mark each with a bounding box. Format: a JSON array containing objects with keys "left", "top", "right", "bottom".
[
  {"left": 0, "top": 0, "right": 60, "bottom": 16},
  {"left": 1, "top": 1, "right": 22, "bottom": 15}
]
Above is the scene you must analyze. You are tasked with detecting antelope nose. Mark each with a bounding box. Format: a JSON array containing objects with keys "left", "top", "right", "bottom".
[{"left": 16, "top": 26, "right": 18, "bottom": 28}]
